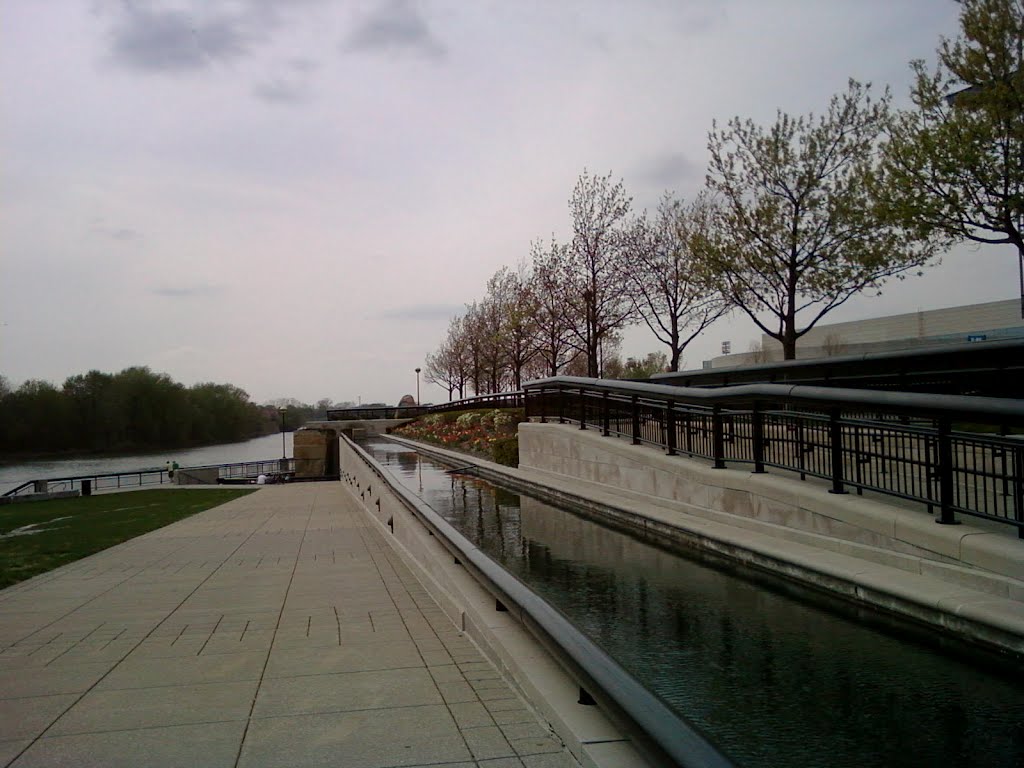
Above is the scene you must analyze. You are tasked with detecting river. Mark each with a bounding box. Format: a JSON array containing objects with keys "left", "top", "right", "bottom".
[{"left": 0, "top": 432, "right": 294, "bottom": 494}]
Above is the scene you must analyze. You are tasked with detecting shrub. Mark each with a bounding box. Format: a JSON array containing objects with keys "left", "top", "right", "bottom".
[
  {"left": 490, "top": 436, "right": 518, "bottom": 467},
  {"left": 456, "top": 412, "right": 481, "bottom": 428},
  {"left": 492, "top": 411, "right": 516, "bottom": 431}
]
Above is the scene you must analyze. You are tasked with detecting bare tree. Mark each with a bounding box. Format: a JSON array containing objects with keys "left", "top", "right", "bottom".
[
  {"left": 625, "top": 193, "right": 731, "bottom": 371},
  {"left": 424, "top": 317, "right": 471, "bottom": 400}
]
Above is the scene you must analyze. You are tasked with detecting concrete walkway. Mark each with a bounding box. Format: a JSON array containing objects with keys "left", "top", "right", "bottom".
[{"left": 0, "top": 483, "right": 571, "bottom": 768}]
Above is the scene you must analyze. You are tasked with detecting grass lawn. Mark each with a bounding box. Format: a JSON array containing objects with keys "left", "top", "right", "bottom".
[{"left": 0, "top": 488, "right": 256, "bottom": 589}]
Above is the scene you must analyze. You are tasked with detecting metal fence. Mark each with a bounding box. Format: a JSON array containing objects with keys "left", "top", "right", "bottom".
[
  {"left": 523, "top": 377, "right": 1024, "bottom": 537},
  {"left": 2, "top": 459, "right": 295, "bottom": 499}
]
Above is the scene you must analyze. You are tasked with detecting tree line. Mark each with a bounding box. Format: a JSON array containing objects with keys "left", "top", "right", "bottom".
[
  {"left": 0, "top": 367, "right": 335, "bottom": 458},
  {"left": 426, "top": 0, "right": 1023, "bottom": 397}
]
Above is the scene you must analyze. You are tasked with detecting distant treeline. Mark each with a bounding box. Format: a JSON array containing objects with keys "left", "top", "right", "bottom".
[{"left": 0, "top": 367, "right": 329, "bottom": 458}]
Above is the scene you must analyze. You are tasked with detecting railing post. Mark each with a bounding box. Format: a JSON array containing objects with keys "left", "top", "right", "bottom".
[
  {"left": 558, "top": 388, "right": 565, "bottom": 424},
  {"left": 602, "top": 391, "right": 610, "bottom": 436},
  {"left": 936, "top": 418, "right": 960, "bottom": 525},
  {"left": 1014, "top": 444, "right": 1024, "bottom": 540},
  {"left": 666, "top": 403, "right": 677, "bottom": 456},
  {"left": 712, "top": 405, "right": 726, "bottom": 469},
  {"left": 631, "top": 395, "right": 641, "bottom": 445},
  {"left": 828, "top": 408, "right": 847, "bottom": 495},
  {"left": 523, "top": 389, "right": 531, "bottom": 422},
  {"left": 579, "top": 388, "right": 587, "bottom": 430},
  {"left": 752, "top": 402, "right": 765, "bottom": 474}
]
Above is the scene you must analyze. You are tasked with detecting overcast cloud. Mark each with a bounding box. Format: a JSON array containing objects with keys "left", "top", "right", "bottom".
[{"left": 1, "top": 1, "right": 1015, "bottom": 406}]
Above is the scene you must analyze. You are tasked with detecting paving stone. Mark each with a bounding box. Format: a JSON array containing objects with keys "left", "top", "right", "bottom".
[
  {"left": 428, "top": 664, "right": 466, "bottom": 683},
  {"left": 436, "top": 680, "right": 478, "bottom": 704},
  {"left": 0, "top": 694, "right": 77, "bottom": 740},
  {"left": 0, "top": 739, "right": 31, "bottom": 766},
  {"left": 252, "top": 667, "right": 441, "bottom": 717},
  {"left": 263, "top": 640, "right": 422, "bottom": 678},
  {"left": 448, "top": 701, "right": 495, "bottom": 729},
  {"left": 47, "top": 681, "right": 257, "bottom": 735},
  {"left": 239, "top": 705, "right": 471, "bottom": 768},
  {"left": 8, "top": 721, "right": 246, "bottom": 768},
  {"left": 479, "top": 758, "right": 527, "bottom": 768},
  {"left": 511, "top": 734, "right": 564, "bottom": 756},
  {"left": 95, "top": 650, "right": 267, "bottom": 690},
  {"left": 0, "top": 662, "right": 113, "bottom": 698},
  {"left": 463, "top": 724, "right": 516, "bottom": 760}
]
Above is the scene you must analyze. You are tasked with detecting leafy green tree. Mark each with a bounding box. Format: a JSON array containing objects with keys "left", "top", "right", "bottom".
[
  {"left": 63, "top": 370, "right": 116, "bottom": 451},
  {"left": 560, "top": 169, "right": 634, "bottom": 376},
  {"left": 880, "top": 0, "right": 1024, "bottom": 313},
  {"left": 485, "top": 265, "right": 540, "bottom": 390},
  {"left": 622, "top": 351, "right": 670, "bottom": 379},
  {"left": 701, "top": 79, "right": 943, "bottom": 359},
  {"left": 5, "top": 380, "right": 74, "bottom": 452},
  {"left": 530, "top": 238, "right": 579, "bottom": 377}
]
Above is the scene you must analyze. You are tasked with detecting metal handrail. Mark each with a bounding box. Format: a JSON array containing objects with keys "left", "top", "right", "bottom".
[
  {"left": 427, "top": 391, "right": 524, "bottom": 413},
  {"left": 342, "top": 433, "right": 733, "bottom": 768},
  {"left": 522, "top": 377, "right": 1024, "bottom": 536},
  {"left": 2, "top": 458, "right": 294, "bottom": 498}
]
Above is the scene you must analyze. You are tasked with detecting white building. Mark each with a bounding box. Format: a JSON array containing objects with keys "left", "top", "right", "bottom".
[{"left": 709, "top": 298, "right": 1024, "bottom": 368}]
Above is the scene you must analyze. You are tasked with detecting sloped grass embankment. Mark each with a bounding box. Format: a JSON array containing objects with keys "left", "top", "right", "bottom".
[{"left": 0, "top": 488, "right": 255, "bottom": 588}]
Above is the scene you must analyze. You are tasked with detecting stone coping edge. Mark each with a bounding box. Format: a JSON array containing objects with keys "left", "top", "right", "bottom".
[{"left": 386, "top": 435, "right": 1024, "bottom": 660}]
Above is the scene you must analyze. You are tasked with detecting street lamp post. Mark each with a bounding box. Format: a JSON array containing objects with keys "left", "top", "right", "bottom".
[
  {"left": 415, "top": 367, "right": 421, "bottom": 406},
  {"left": 279, "top": 407, "right": 286, "bottom": 461}
]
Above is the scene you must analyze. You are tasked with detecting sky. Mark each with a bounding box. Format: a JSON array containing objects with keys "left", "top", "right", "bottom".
[{"left": 2, "top": 0, "right": 1018, "bottom": 406}]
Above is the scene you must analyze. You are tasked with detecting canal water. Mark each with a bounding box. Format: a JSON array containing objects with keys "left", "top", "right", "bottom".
[
  {"left": 0, "top": 432, "right": 294, "bottom": 495},
  {"left": 361, "top": 437, "right": 1024, "bottom": 768}
]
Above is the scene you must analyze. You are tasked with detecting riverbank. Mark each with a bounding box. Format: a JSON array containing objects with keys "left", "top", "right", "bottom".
[{"left": 0, "top": 432, "right": 297, "bottom": 495}]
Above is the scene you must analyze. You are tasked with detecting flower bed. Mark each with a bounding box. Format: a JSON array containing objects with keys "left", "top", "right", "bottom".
[{"left": 393, "top": 408, "right": 525, "bottom": 466}]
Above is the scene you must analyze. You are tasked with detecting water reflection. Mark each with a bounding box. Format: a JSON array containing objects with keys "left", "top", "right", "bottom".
[{"left": 364, "top": 438, "right": 1024, "bottom": 768}]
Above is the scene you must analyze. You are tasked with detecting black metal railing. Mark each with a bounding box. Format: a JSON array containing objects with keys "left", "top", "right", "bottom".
[
  {"left": 327, "top": 405, "right": 430, "bottom": 421},
  {"left": 427, "top": 391, "right": 524, "bottom": 414},
  {"left": 325, "top": 393, "right": 524, "bottom": 423},
  {"left": 2, "top": 458, "right": 295, "bottom": 499},
  {"left": 523, "top": 377, "right": 1024, "bottom": 537}
]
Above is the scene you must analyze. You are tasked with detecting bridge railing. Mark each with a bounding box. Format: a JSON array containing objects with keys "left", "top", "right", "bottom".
[
  {"left": 426, "top": 391, "right": 524, "bottom": 413},
  {"left": 522, "top": 377, "right": 1024, "bottom": 537},
  {"left": 326, "top": 405, "right": 429, "bottom": 421}
]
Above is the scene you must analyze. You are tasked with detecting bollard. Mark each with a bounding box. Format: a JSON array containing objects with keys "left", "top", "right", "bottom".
[{"left": 81, "top": 479, "right": 92, "bottom": 497}]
